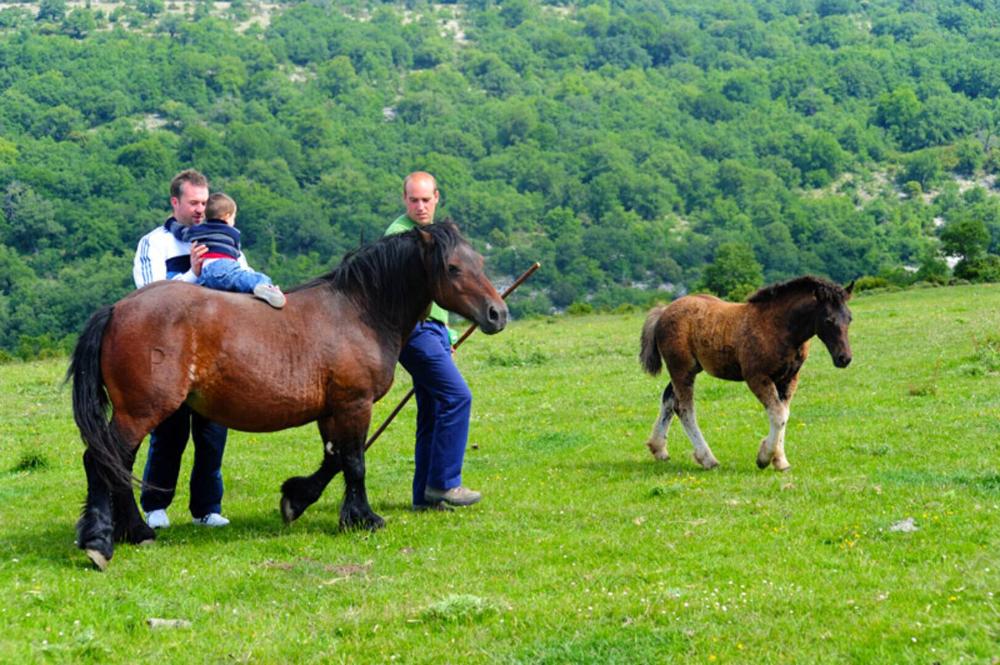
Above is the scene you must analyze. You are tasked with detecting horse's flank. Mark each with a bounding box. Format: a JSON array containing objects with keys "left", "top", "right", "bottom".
[{"left": 102, "top": 280, "right": 396, "bottom": 433}]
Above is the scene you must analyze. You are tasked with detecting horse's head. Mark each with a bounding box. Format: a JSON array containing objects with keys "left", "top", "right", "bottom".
[
  {"left": 418, "top": 222, "right": 508, "bottom": 334},
  {"left": 815, "top": 280, "right": 854, "bottom": 368}
]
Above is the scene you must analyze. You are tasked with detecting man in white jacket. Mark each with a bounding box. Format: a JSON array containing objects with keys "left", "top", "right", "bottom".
[{"left": 132, "top": 169, "right": 230, "bottom": 529}]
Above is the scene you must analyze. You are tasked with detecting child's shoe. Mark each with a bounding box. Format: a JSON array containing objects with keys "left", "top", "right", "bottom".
[{"left": 253, "top": 284, "right": 286, "bottom": 309}]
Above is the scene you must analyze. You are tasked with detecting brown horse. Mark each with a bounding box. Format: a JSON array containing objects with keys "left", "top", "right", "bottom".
[
  {"left": 68, "top": 222, "right": 507, "bottom": 570},
  {"left": 639, "top": 276, "right": 853, "bottom": 471}
]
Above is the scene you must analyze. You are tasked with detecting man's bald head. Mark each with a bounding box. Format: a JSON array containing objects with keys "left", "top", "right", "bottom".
[{"left": 403, "top": 171, "right": 439, "bottom": 226}]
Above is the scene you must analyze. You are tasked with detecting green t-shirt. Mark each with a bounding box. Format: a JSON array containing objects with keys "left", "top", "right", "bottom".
[{"left": 384, "top": 215, "right": 458, "bottom": 344}]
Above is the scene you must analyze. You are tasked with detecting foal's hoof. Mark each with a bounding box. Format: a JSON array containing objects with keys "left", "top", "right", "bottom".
[
  {"left": 646, "top": 440, "right": 670, "bottom": 461},
  {"left": 756, "top": 457, "right": 770, "bottom": 470},
  {"left": 693, "top": 452, "right": 720, "bottom": 470},
  {"left": 772, "top": 459, "right": 791, "bottom": 472}
]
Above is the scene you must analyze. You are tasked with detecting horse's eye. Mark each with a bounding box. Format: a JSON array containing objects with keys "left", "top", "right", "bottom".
[{"left": 448, "top": 264, "right": 461, "bottom": 276}]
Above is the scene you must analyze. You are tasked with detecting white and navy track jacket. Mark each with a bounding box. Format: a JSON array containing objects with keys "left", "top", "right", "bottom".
[{"left": 133, "top": 219, "right": 199, "bottom": 288}]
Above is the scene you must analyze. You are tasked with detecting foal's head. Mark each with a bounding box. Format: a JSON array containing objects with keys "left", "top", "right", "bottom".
[
  {"left": 749, "top": 276, "right": 855, "bottom": 367},
  {"left": 815, "top": 279, "right": 854, "bottom": 368},
  {"left": 418, "top": 222, "right": 508, "bottom": 334}
]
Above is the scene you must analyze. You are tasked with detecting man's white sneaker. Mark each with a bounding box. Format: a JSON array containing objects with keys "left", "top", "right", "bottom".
[
  {"left": 193, "top": 513, "right": 230, "bottom": 527},
  {"left": 146, "top": 509, "right": 170, "bottom": 529}
]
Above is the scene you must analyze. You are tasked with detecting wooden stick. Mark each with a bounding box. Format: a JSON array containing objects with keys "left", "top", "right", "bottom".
[{"left": 365, "top": 262, "right": 540, "bottom": 450}]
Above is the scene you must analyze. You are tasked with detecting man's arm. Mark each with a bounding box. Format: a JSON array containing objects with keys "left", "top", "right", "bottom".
[
  {"left": 133, "top": 234, "right": 166, "bottom": 288},
  {"left": 133, "top": 235, "right": 206, "bottom": 287}
]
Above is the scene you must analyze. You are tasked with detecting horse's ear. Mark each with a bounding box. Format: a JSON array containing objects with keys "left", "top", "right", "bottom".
[
  {"left": 417, "top": 227, "right": 434, "bottom": 247},
  {"left": 845, "top": 279, "right": 855, "bottom": 297}
]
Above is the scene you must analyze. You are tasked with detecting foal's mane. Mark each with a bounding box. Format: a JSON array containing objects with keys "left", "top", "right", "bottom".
[
  {"left": 287, "top": 222, "right": 462, "bottom": 334},
  {"left": 747, "top": 275, "right": 847, "bottom": 305}
]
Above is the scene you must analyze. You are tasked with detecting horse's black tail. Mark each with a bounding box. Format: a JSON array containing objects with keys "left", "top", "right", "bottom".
[
  {"left": 65, "top": 305, "right": 136, "bottom": 491},
  {"left": 640, "top": 306, "right": 665, "bottom": 376}
]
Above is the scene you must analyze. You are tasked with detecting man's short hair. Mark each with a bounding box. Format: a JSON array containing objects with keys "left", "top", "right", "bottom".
[
  {"left": 206, "top": 193, "right": 237, "bottom": 221},
  {"left": 170, "top": 169, "right": 209, "bottom": 199}
]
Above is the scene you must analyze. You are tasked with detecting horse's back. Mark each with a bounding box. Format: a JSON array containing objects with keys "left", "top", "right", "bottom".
[
  {"left": 656, "top": 294, "right": 748, "bottom": 380},
  {"left": 102, "top": 281, "right": 391, "bottom": 431}
]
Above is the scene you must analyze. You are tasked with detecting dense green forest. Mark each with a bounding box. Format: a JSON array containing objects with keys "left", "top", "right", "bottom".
[{"left": 1, "top": 0, "right": 1000, "bottom": 358}]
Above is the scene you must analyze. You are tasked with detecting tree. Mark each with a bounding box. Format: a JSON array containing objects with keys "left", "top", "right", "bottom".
[
  {"left": 940, "top": 217, "right": 989, "bottom": 262},
  {"left": 36, "top": 0, "right": 66, "bottom": 22},
  {"left": 136, "top": 0, "right": 164, "bottom": 19},
  {"left": 61, "top": 8, "right": 96, "bottom": 38},
  {"left": 699, "top": 242, "right": 764, "bottom": 301}
]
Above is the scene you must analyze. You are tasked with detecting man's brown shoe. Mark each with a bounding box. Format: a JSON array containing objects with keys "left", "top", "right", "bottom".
[{"left": 424, "top": 485, "right": 482, "bottom": 507}]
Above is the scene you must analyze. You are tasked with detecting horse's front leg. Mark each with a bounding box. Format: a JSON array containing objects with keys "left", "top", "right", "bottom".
[
  {"left": 747, "top": 375, "right": 790, "bottom": 471},
  {"left": 769, "top": 374, "right": 800, "bottom": 471},
  {"left": 332, "top": 403, "right": 384, "bottom": 531},
  {"left": 280, "top": 419, "right": 343, "bottom": 524}
]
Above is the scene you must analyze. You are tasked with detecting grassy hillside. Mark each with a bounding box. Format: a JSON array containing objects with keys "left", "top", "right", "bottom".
[{"left": 1, "top": 284, "right": 998, "bottom": 662}]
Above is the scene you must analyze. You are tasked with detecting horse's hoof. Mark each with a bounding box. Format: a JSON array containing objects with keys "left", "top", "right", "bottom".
[
  {"left": 280, "top": 497, "right": 299, "bottom": 524},
  {"left": 340, "top": 512, "right": 385, "bottom": 532},
  {"left": 773, "top": 461, "right": 791, "bottom": 472},
  {"left": 137, "top": 539, "right": 156, "bottom": 547},
  {"left": 126, "top": 523, "right": 156, "bottom": 545},
  {"left": 85, "top": 549, "right": 110, "bottom": 571},
  {"left": 756, "top": 457, "right": 770, "bottom": 470}
]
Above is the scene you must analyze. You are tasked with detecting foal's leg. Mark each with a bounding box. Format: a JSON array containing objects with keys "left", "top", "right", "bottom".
[
  {"left": 646, "top": 382, "right": 675, "bottom": 461},
  {"left": 770, "top": 374, "right": 800, "bottom": 471},
  {"left": 747, "top": 376, "right": 790, "bottom": 471},
  {"left": 671, "top": 373, "right": 720, "bottom": 470},
  {"left": 280, "top": 418, "right": 343, "bottom": 523}
]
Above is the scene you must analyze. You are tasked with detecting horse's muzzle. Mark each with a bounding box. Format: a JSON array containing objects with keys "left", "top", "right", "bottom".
[{"left": 480, "top": 301, "right": 508, "bottom": 334}]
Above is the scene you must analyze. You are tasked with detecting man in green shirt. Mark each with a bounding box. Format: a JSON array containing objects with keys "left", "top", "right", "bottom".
[{"left": 385, "top": 171, "right": 481, "bottom": 510}]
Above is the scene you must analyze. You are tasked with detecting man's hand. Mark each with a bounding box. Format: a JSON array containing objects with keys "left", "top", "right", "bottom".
[{"left": 190, "top": 242, "right": 208, "bottom": 277}]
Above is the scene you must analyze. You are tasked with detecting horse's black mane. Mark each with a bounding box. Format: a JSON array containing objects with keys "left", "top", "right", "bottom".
[
  {"left": 287, "top": 222, "right": 462, "bottom": 335},
  {"left": 747, "top": 275, "right": 847, "bottom": 305}
]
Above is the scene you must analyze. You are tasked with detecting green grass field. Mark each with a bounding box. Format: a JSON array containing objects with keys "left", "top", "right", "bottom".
[{"left": 1, "top": 284, "right": 998, "bottom": 663}]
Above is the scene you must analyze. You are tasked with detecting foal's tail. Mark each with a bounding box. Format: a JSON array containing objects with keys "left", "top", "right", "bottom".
[
  {"left": 640, "top": 306, "right": 665, "bottom": 376},
  {"left": 66, "top": 305, "right": 135, "bottom": 490}
]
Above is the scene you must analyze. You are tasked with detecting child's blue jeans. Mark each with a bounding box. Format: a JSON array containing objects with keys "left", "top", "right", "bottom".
[{"left": 198, "top": 258, "right": 272, "bottom": 293}]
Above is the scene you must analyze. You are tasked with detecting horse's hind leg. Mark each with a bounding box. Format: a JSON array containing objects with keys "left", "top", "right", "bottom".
[
  {"left": 646, "top": 383, "right": 675, "bottom": 461},
  {"left": 108, "top": 416, "right": 159, "bottom": 544},
  {"left": 747, "top": 375, "right": 791, "bottom": 471},
  {"left": 77, "top": 449, "right": 115, "bottom": 570},
  {"left": 671, "top": 374, "right": 720, "bottom": 470}
]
